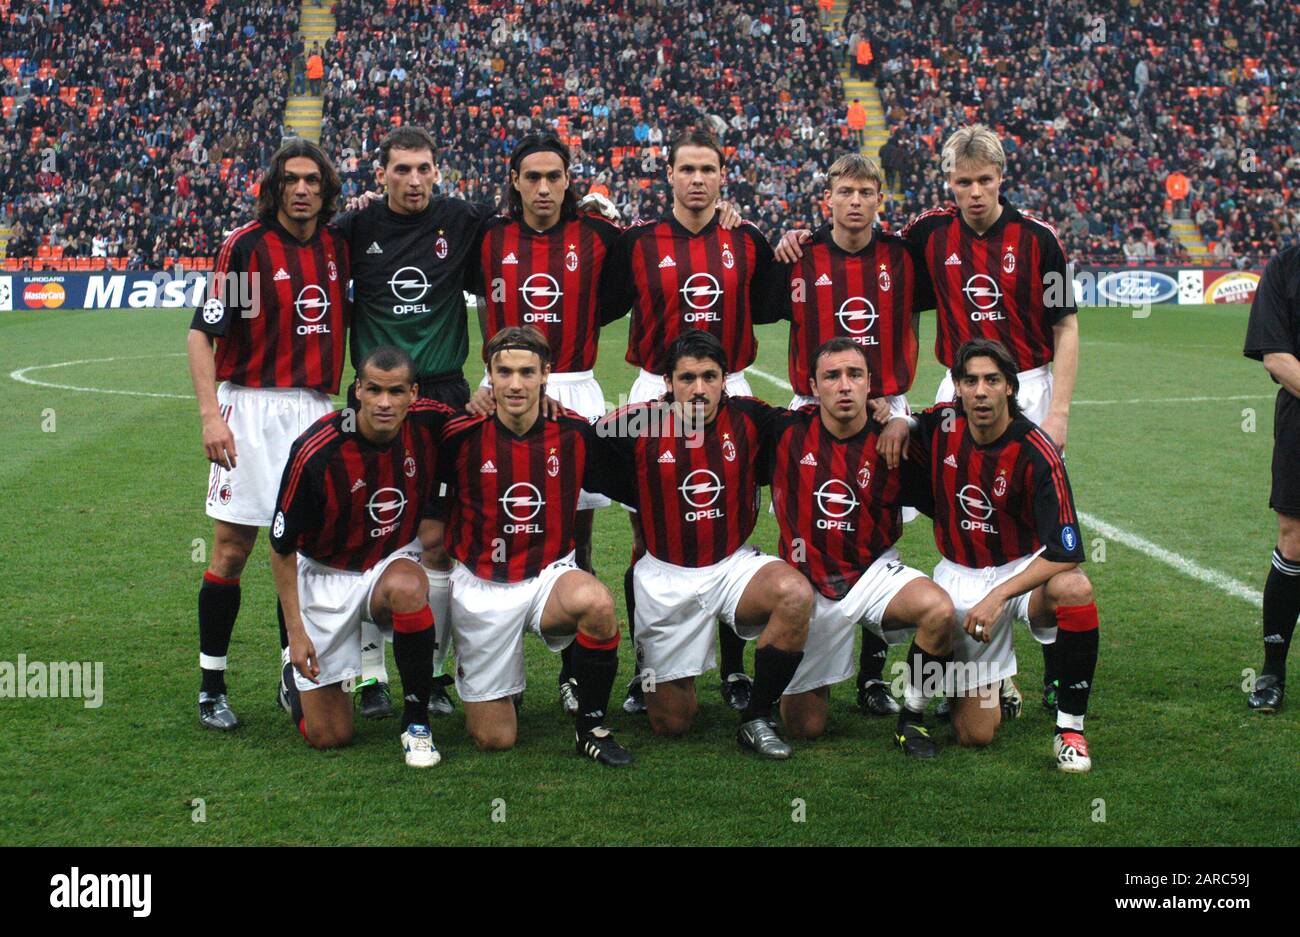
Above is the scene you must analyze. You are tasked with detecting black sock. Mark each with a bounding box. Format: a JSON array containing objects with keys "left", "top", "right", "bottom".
[
  {"left": 719, "top": 623, "right": 746, "bottom": 678},
  {"left": 277, "top": 598, "right": 288, "bottom": 652},
  {"left": 199, "top": 573, "right": 240, "bottom": 695},
  {"left": 857, "top": 627, "right": 888, "bottom": 687},
  {"left": 1262, "top": 549, "right": 1300, "bottom": 681},
  {"left": 392, "top": 607, "right": 435, "bottom": 725},
  {"left": 624, "top": 565, "right": 637, "bottom": 645},
  {"left": 559, "top": 642, "right": 574, "bottom": 684},
  {"left": 899, "top": 638, "right": 951, "bottom": 726},
  {"left": 1055, "top": 604, "right": 1099, "bottom": 720},
  {"left": 1042, "top": 638, "right": 1061, "bottom": 687},
  {"left": 741, "top": 644, "right": 804, "bottom": 722},
  {"left": 571, "top": 635, "right": 620, "bottom": 733}
]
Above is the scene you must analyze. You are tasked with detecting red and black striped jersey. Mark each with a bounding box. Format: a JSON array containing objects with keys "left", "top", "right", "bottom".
[
  {"left": 765, "top": 406, "right": 923, "bottom": 599},
  {"left": 910, "top": 402, "right": 1085, "bottom": 568},
  {"left": 270, "top": 400, "right": 456, "bottom": 572},
  {"left": 594, "top": 395, "right": 773, "bottom": 567},
  {"left": 605, "top": 214, "right": 778, "bottom": 373},
  {"left": 470, "top": 212, "right": 622, "bottom": 372},
  {"left": 772, "top": 226, "right": 930, "bottom": 397},
  {"left": 190, "top": 217, "right": 350, "bottom": 394},
  {"left": 902, "top": 198, "right": 1074, "bottom": 370},
  {"left": 438, "top": 410, "right": 603, "bottom": 583}
]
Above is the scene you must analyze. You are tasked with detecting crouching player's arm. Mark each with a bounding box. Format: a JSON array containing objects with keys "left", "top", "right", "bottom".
[
  {"left": 963, "top": 556, "right": 1084, "bottom": 643},
  {"left": 271, "top": 550, "right": 317, "bottom": 682}
]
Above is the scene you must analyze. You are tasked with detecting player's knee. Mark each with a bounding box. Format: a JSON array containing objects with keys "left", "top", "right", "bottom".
[
  {"left": 783, "top": 705, "right": 826, "bottom": 739},
  {"left": 1051, "top": 569, "right": 1093, "bottom": 607},
  {"left": 387, "top": 564, "right": 430, "bottom": 612},
  {"left": 577, "top": 584, "right": 618, "bottom": 639},
  {"left": 649, "top": 709, "right": 693, "bottom": 737},
  {"left": 1277, "top": 516, "right": 1300, "bottom": 559},
  {"left": 306, "top": 723, "right": 353, "bottom": 750},
  {"left": 952, "top": 715, "right": 996, "bottom": 748},
  {"left": 917, "top": 592, "right": 957, "bottom": 649},
  {"left": 470, "top": 725, "right": 516, "bottom": 752},
  {"left": 773, "top": 572, "right": 814, "bottom": 632},
  {"left": 209, "top": 541, "right": 252, "bottom": 578}
]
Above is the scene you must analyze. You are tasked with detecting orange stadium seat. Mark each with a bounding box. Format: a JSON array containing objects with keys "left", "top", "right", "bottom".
[
  {"left": 90, "top": 258, "right": 106, "bottom": 270},
  {"left": 1, "top": 97, "right": 12, "bottom": 119},
  {"left": 36, "top": 245, "right": 51, "bottom": 259},
  {"left": 86, "top": 105, "right": 99, "bottom": 122}
]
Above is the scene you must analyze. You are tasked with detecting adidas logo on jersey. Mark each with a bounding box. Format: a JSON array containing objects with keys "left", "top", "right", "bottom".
[
  {"left": 944, "top": 454, "right": 958, "bottom": 468},
  {"left": 367, "top": 242, "right": 384, "bottom": 254},
  {"left": 502, "top": 252, "right": 518, "bottom": 265},
  {"left": 273, "top": 267, "right": 290, "bottom": 281},
  {"left": 814, "top": 273, "right": 832, "bottom": 286},
  {"left": 481, "top": 460, "right": 497, "bottom": 474},
  {"left": 658, "top": 255, "right": 676, "bottom": 269},
  {"left": 800, "top": 452, "right": 817, "bottom": 466},
  {"left": 657, "top": 451, "right": 676, "bottom": 464},
  {"left": 350, "top": 478, "right": 366, "bottom": 493},
  {"left": 945, "top": 252, "right": 961, "bottom": 266}
]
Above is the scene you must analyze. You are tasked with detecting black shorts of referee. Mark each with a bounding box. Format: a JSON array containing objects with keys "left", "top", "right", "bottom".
[
  {"left": 1271, "top": 388, "right": 1300, "bottom": 516},
  {"left": 346, "top": 368, "right": 471, "bottom": 412}
]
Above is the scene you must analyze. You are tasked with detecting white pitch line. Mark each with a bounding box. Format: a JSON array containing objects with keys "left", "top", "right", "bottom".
[
  {"left": 743, "top": 366, "right": 1271, "bottom": 407},
  {"left": 1079, "top": 511, "right": 1262, "bottom": 608},
  {"left": 9, "top": 353, "right": 193, "bottom": 400}
]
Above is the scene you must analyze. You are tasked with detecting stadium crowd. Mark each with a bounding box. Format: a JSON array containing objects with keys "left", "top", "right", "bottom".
[{"left": 2, "top": 0, "right": 1297, "bottom": 269}]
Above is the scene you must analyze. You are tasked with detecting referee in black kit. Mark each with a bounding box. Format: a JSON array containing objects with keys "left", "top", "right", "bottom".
[{"left": 1243, "top": 247, "right": 1300, "bottom": 712}]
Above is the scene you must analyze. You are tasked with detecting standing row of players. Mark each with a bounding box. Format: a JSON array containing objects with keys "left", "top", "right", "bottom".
[{"left": 186, "top": 122, "right": 1098, "bottom": 769}]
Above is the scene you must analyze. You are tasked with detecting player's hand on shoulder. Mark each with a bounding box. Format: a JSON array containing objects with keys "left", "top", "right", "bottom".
[
  {"left": 540, "top": 394, "right": 564, "bottom": 420},
  {"left": 716, "top": 199, "right": 742, "bottom": 230},
  {"left": 577, "top": 191, "right": 621, "bottom": 223},
  {"left": 201, "top": 412, "right": 238, "bottom": 469},
  {"left": 774, "top": 228, "right": 812, "bottom": 263},
  {"left": 878, "top": 417, "right": 911, "bottom": 470},
  {"left": 345, "top": 190, "right": 383, "bottom": 212},
  {"left": 1039, "top": 413, "right": 1067, "bottom": 453},
  {"left": 868, "top": 397, "right": 892, "bottom": 423},
  {"left": 465, "top": 386, "right": 495, "bottom": 417}
]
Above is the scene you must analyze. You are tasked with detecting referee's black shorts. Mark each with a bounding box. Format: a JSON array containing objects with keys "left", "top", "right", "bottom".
[
  {"left": 346, "top": 368, "right": 471, "bottom": 412},
  {"left": 1271, "top": 388, "right": 1300, "bottom": 516}
]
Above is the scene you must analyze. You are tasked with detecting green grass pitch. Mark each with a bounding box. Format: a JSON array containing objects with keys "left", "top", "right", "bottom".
[{"left": 1, "top": 303, "right": 1296, "bottom": 845}]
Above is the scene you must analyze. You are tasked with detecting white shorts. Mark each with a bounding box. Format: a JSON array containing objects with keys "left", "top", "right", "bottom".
[
  {"left": 935, "top": 364, "right": 1052, "bottom": 428},
  {"left": 932, "top": 547, "right": 1054, "bottom": 694},
  {"left": 629, "top": 367, "right": 752, "bottom": 404},
  {"left": 785, "top": 548, "right": 927, "bottom": 695},
  {"left": 448, "top": 552, "right": 578, "bottom": 703},
  {"left": 293, "top": 540, "right": 425, "bottom": 691},
  {"left": 481, "top": 368, "right": 610, "bottom": 509},
  {"left": 205, "top": 382, "right": 333, "bottom": 527},
  {"left": 633, "top": 545, "right": 783, "bottom": 684}
]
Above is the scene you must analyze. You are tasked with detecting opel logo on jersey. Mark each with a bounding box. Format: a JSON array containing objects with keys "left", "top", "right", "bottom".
[
  {"left": 836, "top": 296, "right": 877, "bottom": 335},
  {"left": 368, "top": 487, "right": 407, "bottom": 527},
  {"left": 680, "top": 468, "right": 724, "bottom": 521},
  {"left": 389, "top": 265, "right": 431, "bottom": 303},
  {"left": 963, "top": 274, "right": 1002, "bottom": 312},
  {"left": 520, "top": 273, "right": 563, "bottom": 311},
  {"left": 814, "top": 479, "right": 859, "bottom": 518},
  {"left": 957, "top": 484, "right": 994, "bottom": 520},
  {"left": 500, "top": 482, "right": 546, "bottom": 532},
  {"left": 500, "top": 482, "right": 545, "bottom": 521},
  {"left": 680, "top": 272, "right": 723, "bottom": 310},
  {"left": 294, "top": 285, "right": 330, "bottom": 323}
]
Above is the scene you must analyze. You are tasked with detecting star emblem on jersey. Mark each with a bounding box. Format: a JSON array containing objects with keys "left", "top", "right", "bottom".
[
  {"left": 680, "top": 272, "right": 722, "bottom": 310},
  {"left": 389, "top": 266, "right": 430, "bottom": 302},
  {"left": 658, "top": 255, "right": 676, "bottom": 269},
  {"left": 481, "top": 460, "right": 497, "bottom": 474},
  {"left": 367, "top": 487, "right": 407, "bottom": 526},
  {"left": 657, "top": 450, "right": 676, "bottom": 464},
  {"left": 404, "top": 455, "right": 417, "bottom": 478},
  {"left": 273, "top": 267, "right": 290, "bottom": 282},
  {"left": 814, "top": 479, "right": 859, "bottom": 518},
  {"left": 799, "top": 452, "right": 818, "bottom": 467},
  {"left": 878, "top": 264, "right": 891, "bottom": 292},
  {"left": 963, "top": 274, "right": 1002, "bottom": 312},
  {"left": 272, "top": 511, "right": 285, "bottom": 539},
  {"left": 294, "top": 285, "right": 330, "bottom": 323},
  {"left": 500, "top": 482, "right": 545, "bottom": 521},
  {"left": 502, "top": 251, "right": 518, "bottom": 265},
  {"left": 957, "top": 484, "right": 994, "bottom": 520},
  {"left": 836, "top": 296, "right": 877, "bottom": 335},
  {"left": 367, "top": 241, "right": 384, "bottom": 254},
  {"left": 520, "top": 273, "right": 563, "bottom": 310},
  {"left": 201, "top": 297, "right": 223, "bottom": 324},
  {"left": 945, "top": 252, "right": 961, "bottom": 266},
  {"left": 944, "top": 454, "right": 958, "bottom": 468},
  {"left": 814, "top": 273, "right": 832, "bottom": 286},
  {"left": 679, "top": 469, "right": 723, "bottom": 509}
]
